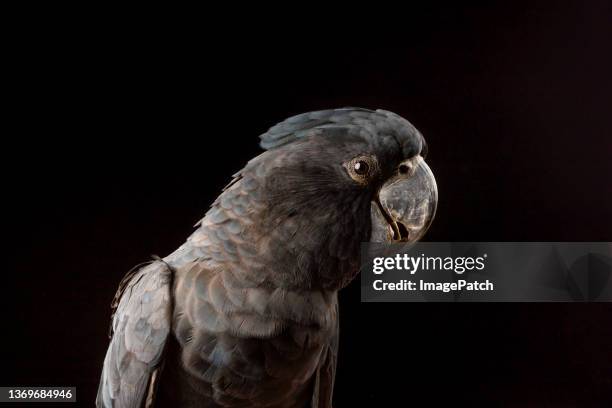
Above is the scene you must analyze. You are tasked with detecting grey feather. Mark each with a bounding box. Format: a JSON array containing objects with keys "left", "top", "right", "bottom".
[{"left": 97, "top": 261, "right": 173, "bottom": 408}]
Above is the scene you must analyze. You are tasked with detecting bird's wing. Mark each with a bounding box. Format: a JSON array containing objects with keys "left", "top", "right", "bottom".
[
  {"left": 311, "top": 301, "right": 339, "bottom": 408},
  {"left": 97, "top": 260, "right": 173, "bottom": 408}
]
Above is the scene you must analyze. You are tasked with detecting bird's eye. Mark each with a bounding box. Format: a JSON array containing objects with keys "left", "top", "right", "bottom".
[
  {"left": 354, "top": 160, "right": 369, "bottom": 175},
  {"left": 345, "top": 155, "right": 377, "bottom": 184}
]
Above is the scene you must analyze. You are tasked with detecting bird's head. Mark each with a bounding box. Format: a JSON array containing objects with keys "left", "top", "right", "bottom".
[
  {"left": 230, "top": 108, "right": 437, "bottom": 289},
  {"left": 257, "top": 108, "right": 437, "bottom": 243}
]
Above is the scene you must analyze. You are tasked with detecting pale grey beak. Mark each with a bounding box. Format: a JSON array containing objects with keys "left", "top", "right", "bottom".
[{"left": 370, "top": 156, "right": 438, "bottom": 242}]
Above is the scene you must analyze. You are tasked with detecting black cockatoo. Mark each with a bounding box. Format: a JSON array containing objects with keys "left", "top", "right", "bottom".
[{"left": 97, "top": 108, "right": 438, "bottom": 407}]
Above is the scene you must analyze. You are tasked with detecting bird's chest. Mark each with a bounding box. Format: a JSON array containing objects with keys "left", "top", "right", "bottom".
[
  {"left": 169, "top": 315, "right": 329, "bottom": 407},
  {"left": 166, "top": 270, "right": 336, "bottom": 406}
]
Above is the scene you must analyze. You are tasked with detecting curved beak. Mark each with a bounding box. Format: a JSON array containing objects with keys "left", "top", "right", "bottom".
[{"left": 370, "top": 156, "right": 438, "bottom": 243}]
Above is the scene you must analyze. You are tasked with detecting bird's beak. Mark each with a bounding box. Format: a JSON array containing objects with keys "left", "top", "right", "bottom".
[{"left": 370, "top": 156, "right": 438, "bottom": 242}]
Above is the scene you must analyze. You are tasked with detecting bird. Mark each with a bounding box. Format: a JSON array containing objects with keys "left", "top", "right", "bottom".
[{"left": 97, "top": 107, "right": 438, "bottom": 407}]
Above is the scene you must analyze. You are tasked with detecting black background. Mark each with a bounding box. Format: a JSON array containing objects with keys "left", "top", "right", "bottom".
[{"left": 4, "top": 2, "right": 612, "bottom": 406}]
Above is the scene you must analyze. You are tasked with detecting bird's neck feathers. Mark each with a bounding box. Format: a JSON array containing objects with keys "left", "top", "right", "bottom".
[{"left": 168, "top": 167, "right": 370, "bottom": 292}]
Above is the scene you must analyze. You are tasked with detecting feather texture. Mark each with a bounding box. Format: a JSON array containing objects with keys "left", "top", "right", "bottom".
[{"left": 97, "top": 261, "right": 173, "bottom": 407}]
